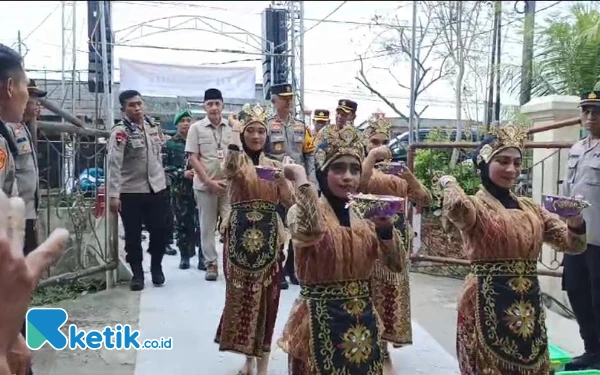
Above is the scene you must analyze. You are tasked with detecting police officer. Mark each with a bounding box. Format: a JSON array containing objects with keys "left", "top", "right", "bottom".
[
  {"left": 163, "top": 109, "right": 203, "bottom": 270},
  {"left": 313, "top": 109, "right": 330, "bottom": 134},
  {"left": 335, "top": 99, "right": 358, "bottom": 127},
  {"left": 107, "top": 90, "right": 170, "bottom": 291},
  {"left": 0, "top": 43, "right": 32, "bottom": 375},
  {"left": 7, "top": 79, "right": 43, "bottom": 256},
  {"left": 562, "top": 90, "right": 600, "bottom": 370},
  {"left": 265, "top": 83, "right": 317, "bottom": 289}
]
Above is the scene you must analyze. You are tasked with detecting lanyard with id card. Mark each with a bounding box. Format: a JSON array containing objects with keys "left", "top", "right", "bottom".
[{"left": 212, "top": 125, "right": 224, "bottom": 159}]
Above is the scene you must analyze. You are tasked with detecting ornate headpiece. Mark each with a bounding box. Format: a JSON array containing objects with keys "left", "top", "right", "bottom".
[
  {"left": 476, "top": 124, "right": 528, "bottom": 164},
  {"left": 314, "top": 123, "right": 366, "bottom": 170},
  {"left": 239, "top": 103, "right": 269, "bottom": 130},
  {"left": 364, "top": 114, "right": 391, "bottom": 139}
]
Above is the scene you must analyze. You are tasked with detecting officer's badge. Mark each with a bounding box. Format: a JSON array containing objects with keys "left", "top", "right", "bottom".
[
  {"left": 274, "top": 143, "right": 283, "bottom": 151},
  {"left": 286, "top": 86, "right": 292, "bottom": 93},
  {"left": 0, "top": 148, "right": 6, "bottom": 171},
  {"left": 589, "top": 91, "right": 597, "bottom": 100}
]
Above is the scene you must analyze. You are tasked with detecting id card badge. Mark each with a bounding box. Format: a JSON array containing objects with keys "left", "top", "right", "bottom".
[
  {"left": 216, "top": 148, "right": 224, "bottom": 159},
  {"left": 131, "top": 138, "right": 144, "bottom": 148}
]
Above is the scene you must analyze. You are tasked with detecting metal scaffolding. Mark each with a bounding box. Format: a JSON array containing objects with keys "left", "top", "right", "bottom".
[
  {"left": 286, "top": 1, "right": 305, "bottom": 117},
  {"left": 61, "top": 1, "right": 77, "bottom": 114}
]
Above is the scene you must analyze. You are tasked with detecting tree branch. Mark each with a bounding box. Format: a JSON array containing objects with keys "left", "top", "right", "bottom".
[{"left": 356, "top": 56, "right": 409, "bottom": 121}]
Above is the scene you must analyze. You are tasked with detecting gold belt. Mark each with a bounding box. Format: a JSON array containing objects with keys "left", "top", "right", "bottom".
[
  {"left": 471, "top": 259, "right": 537, "bottom": 277},
  {"left": 300, "top": 280, "right": 370, "bottom": 300}
]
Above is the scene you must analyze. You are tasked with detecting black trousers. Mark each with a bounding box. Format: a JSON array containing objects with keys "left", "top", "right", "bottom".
[
  {"left": 21, "top": 220, "right": 37, "bottom": 375},
  {"left": 563, "top": 244, "right": 600, "bottom": 352},
  {"left": 120, "top": 190, "right": 170, "bottom": 265}
]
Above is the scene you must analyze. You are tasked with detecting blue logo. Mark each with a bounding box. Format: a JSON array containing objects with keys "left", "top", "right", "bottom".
[{"left": 26, "top": 308, "right": 172, "bottom": 350}]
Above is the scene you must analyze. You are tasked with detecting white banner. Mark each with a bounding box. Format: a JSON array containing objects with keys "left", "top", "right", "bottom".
[{"left": 119, "top": 59, "right": 256, "bottom": 100}]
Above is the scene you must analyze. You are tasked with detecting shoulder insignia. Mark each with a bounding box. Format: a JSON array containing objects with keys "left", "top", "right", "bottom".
[
  {"left": 115, "top": 130, "right": 128, "bottom": 145},
  {"left": 0, "top": 148, "right": 7, "bottom": 171}
]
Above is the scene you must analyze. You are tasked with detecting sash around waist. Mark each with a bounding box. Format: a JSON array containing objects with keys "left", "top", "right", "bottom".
[
  {"left": 471, "top": 259, "right": 537, "bottom": 277},
  {"left": 300, "top": 280, "right": 370, "bottom": 300},
  {"left": 230, "top": 199, "right": 277, "bottom": 212}
]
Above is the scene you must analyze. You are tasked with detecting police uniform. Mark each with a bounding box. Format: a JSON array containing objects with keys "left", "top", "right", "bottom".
[
  {"left": 265, "top": 83, "right": 317, "bottom": 287},
  {"left": 0, "top": 121, "right": 18, "bottom": 197},
  {"left": 162, "top": 109, "right": 202, "bottom": 270},
  {"left": 6, "top": 79, "right": 44, "bottom": 257},
  {"left": 336, "top": 99, "right": 358, "bottom": 125},
  {"left": 313, "top": 109, "right": 330, "bottom": 134},
  {"left": 107, "top": 114, "right": 169, "bottom": 291},
  {"left": 562, "top": 90, "right": 600, "bottom": 370}
]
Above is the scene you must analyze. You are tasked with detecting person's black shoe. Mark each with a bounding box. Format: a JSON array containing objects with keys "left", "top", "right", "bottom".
[
  {"left": 565, "top": 351, "right": 600, "bottom": 371},
  {"left": 289, "top": 274, "right": 300, "bottom": 285},
  {"left": 179, "top": 256, "right": 190, "bottom": 269},
  {"left": 129, "top": 263, "right": 144, "bottom": 291},
  {"left": 279, "top": 272, "right": 289, "bottom": 290},
  {"left": 151, "top": 266, "right": 165, "bottom": 286},
  {"left": 165, "top": 246, "right": 177, "bottom": 256},
  {"left": 197, "top": 261, "right": 207, "bottom": 271}
]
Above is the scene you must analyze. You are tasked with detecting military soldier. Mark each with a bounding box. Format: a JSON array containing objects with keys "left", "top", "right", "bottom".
[
  {"left": 265, "top": 83, "right": 317, "bottom": 289},
  {"left": 6, "top": 79, "right": 43, "bottom": 257},
  {"left": 107, "top": 90, "right": 170, "bottom": 291},
  {"left": 335, "top": 99, "right": 358, "bottom": 127},
  {"left": 163, "top": 109, "right": 203, "bottom": 270},
  {"left": 312, "top": 109, "right": 330, "bottom": 134},
  {"left": 562, "top": 90, "right": 600, "bottom": 371}
]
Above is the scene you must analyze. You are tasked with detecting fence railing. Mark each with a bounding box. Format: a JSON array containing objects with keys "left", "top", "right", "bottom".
[{"left": 36, "top": 128, "right": 119, "bottom": 288}]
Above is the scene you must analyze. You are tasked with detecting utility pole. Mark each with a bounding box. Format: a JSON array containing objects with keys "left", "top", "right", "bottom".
[
  {"left": 486, "top": 1, "right": 499, "bottom": 129},
  {"left": 407, "top": 0, "right": 418, "bottom": 144},
  {"left": 519, "top": 0, "right": 536, "bottom": 106},
  {"left": 17, "top": 31, "right": 22, "bottom": 56},
  {"left": 494, "top": 1, "right": 502, "bottom": 123}
]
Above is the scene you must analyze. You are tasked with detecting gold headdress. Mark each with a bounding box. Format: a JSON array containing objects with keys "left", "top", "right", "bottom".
[
  {"left": 239, "top": 103, "right": 268, "bottom": 130},
  {"left": 314, "top": 123, "right": 366, "bottom": 170},
  {"left": 477, "top": 124, "right": 528, "bottom": 164},
  {"left": 364, "top": 114, "right": 391, "bottom": 139}
]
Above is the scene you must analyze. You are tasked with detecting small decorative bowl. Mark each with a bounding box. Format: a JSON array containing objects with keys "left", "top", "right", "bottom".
[
  {"left": 375, "top": 161, "right": 405, "bottom": 176},
  {"left": 542, "top": 194, "right": 590, "bottom": 218},
  {"left": 255, "top": 165, "right": 281, "bottom": 181},
  {"left": 346, "top": 193, "right": 404, "bottom": 219}
]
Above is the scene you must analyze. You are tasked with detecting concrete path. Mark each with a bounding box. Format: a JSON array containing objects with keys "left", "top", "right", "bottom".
[{"left": 134, "top": 241, "right": 459, "bottom": 375}]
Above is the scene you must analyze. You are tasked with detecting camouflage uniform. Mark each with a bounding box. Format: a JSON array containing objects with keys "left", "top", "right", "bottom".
[{"left": 162, "top": 134, "right": 200, "bottom": 260}]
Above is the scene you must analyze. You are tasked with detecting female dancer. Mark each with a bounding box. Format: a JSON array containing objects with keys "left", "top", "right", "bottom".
[
  {"left": 279, "top": 123, "right": 404, "bottom": 374},
  {"left": 361, "top": 115, "right": 432, "bottom": 373},
  {"left": 440, "top": 125, "right": 587, "bottom": 375},
  {"left": 215, "top": 103, "right": 294, "bottom": 375}
]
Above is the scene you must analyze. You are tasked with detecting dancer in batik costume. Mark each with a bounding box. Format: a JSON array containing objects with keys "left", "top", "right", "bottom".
[
  {"left": 215, "top": 103, "right": 294, "bottom": 375},
  {"left": 360, "top": 114, "right": 432, "bottom": 373},
  {"left": 439, "top": 125, "right": 587, "bottom": 375},
  {"left": 278, "top": 123, "right": 404, "bottom": 375}
]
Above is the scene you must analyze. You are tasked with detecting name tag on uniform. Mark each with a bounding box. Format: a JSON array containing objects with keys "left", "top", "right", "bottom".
[
  {"left": 130, "top": 137, "right": 144, "bottom": 148},
  {"left": 16, "top": 137, "right": 31, "bottom": 155},
  {"left": 216, "top": 149, "right": 224, "bottom": 159}
]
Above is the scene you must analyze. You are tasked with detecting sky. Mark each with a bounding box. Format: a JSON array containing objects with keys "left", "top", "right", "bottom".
[{"left": 0, "top": 1, "right": 573, "bottom": 122}]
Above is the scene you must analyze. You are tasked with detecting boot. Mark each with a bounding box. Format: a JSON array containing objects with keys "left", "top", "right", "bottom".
[
  {"left": 151, "top": 255, "right": 166, "bottom": 286},
  {"left": 279, "top": 271, "right": 289, "bottom": 290},
  {"left": 179, "top": 255, "right": 190, "bottom": 269},
  {"left": 130, "top": 263, "right": 144, "bottom": 291},
  {"left": 565, "top": 350, "right": 600, "bottom": 371},
  {"left": 205, "top": 263, "right": 218, "bottom": 281}
]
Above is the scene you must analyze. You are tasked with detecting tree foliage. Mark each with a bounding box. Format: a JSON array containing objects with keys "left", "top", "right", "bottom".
[{"left": 504, "top": 3, "right": 600, "bottom": 96}]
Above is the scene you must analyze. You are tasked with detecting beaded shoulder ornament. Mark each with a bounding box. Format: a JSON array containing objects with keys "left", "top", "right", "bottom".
[
  {"left": 314, "top": 123, "right": 366, "bottom": 170},
  {"left": 477, "top": 124, "right": 528, "bottom": 164}
]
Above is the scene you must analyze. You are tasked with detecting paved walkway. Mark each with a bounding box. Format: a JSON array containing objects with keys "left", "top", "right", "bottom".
[{"left": 134, "top": 242, "right": 460, "bottom": 375}]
